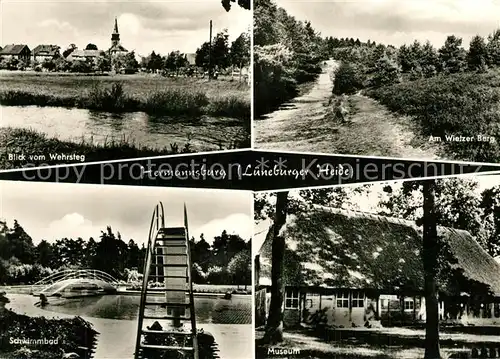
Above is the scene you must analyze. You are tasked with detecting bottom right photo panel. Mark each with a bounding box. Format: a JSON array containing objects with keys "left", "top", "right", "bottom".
[{"left": 254, "top": 175, "right": 500, "bottom": 359}]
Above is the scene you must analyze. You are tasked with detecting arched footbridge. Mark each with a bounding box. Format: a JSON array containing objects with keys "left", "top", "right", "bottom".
[{"left": 31, "top": 269, "right": 123, "bottom": 297}]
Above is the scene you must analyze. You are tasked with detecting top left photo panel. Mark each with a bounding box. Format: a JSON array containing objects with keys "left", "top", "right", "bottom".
[{"left": 0, "top": 0, "right": 251, "bottom": 170}]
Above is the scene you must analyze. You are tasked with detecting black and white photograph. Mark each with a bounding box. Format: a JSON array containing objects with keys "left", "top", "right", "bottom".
[
  {"left": 254, "top": 0, "right": 500, "bottom": 163},
  {"left": 254, "top": 175, "right": 500, "bottom": 358},
  {"left": 0, "top": 0, "right": 251, "bottom": 169},
  {"left": 0, "top": 181, "right": 253, "bottom": 359}
]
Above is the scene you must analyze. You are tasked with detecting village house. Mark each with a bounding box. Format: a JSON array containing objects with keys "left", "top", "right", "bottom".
[
  {"left": 255, "top": 206, "right": 500, "bottom": 329},
  {"left": 0, "top": 44, "right": 31, "bottom": 63},
  {"left": 32, "top": 45, "right": 61, "bottom": 62},
  {"left": 66, "top": 49, "right": 105, "bottom": 62}
]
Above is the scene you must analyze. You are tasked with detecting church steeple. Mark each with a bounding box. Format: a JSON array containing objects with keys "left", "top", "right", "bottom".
[{"left": 111, "top": 17, "right": 120, "bottom": 47}]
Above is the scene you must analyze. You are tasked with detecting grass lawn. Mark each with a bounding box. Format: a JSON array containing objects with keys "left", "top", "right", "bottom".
[
  {"left": 255, "top": 327, "right": 500, "bottom": 359},
  {"left": 0, "top": 127, "right": 191, "bottom": 169},
  {"left": 366, "top": 69, "right": 500, "bottom": 162},
  {"left": 0, "top": 71, "right": 251, "bottom": 119}
]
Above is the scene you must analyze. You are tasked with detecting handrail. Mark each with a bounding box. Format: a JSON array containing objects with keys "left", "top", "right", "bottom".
[
  {"left": 135, "top": 202, "right": 165, "bottom": 359},
  {"left": 185, "top": 203, "right": 199, "bottom": 359}
]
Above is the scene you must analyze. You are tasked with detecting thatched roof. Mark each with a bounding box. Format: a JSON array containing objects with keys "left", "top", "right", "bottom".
[{"left": 257, "top": 206, "right": 500, "bottom": 296}]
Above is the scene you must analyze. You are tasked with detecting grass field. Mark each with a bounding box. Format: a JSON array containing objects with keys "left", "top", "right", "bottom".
[
  {"left": 0, "top": 71, "right": 250, "bottom": 119},
  {"left": 366, "top": 70, "right": 500, "bottom": 162},
  {"left": 0, "top": 127, "right": 192, "bottom": 169},
  {"left": 255, "top": 328, "right": 500, "bottom": 359}
]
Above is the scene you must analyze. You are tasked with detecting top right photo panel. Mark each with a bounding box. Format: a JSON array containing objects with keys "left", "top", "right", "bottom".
[{"left": 253, "top": 0, "right": 500, "bottom": 163}]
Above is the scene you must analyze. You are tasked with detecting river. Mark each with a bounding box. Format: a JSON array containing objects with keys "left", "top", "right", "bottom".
[{"left": 0, "top": 105, "right": 245, "bottom": 151}]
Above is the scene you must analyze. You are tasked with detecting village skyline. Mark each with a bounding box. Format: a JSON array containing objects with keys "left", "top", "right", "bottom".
[{"left": 0, "top": 1, "right": 251, "bottom": 55}]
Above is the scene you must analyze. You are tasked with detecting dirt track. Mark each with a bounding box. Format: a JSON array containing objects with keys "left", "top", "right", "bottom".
[{"left": 254, "top": 60, "right": 442, "bottom": 160}]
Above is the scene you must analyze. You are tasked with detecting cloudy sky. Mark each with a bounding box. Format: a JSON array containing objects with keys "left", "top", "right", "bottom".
[
  {"left": 0, "top": 181, "right": 252, "bottom": 246},
  {"left": 276, "top": 0, "right": 500, "bottom": 48},
  {"left": 0, "top": 0, "right": 251, "bottom": 55}
]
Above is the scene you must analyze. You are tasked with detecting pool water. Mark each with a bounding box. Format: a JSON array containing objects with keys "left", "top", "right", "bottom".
[{"left": 43, "top": 294, "right": 251, "bottom": 324}]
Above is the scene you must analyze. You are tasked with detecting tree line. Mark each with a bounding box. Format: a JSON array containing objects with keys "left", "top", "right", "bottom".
[
  {"left": 328, "top": 29, "right": 500, "bottom": 94},
  {"left": 256, "top": 179, "right": 500, "bottom": 358},
  {"left": 0, "top": 31, "right": 250, "bottom": 77},
  {"left": 254, "top": 0, "right": 327, "bottom": 116},
  {"left": 0, "top": 221, "right": 251, "bottom": 287}
]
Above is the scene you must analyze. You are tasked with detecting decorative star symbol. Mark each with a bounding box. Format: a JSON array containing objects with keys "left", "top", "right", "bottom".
[
  {"left": 274, "top": 157, "right": 287, "bottom": 170},
  {"left": 256, "top": 157, "right": 270, "bottom": 170}
]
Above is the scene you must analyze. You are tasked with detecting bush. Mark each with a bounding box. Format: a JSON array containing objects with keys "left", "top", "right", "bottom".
[
  {"left": 371, "top": 56, "right": 401, "bottom": 87},
  {"left": 70, "top": 60, "right": 92, "bottom": 73},
  {"left": 206, "top": 266, "right": 229, "bottom": 285},
  {"left": 333, "top": 62, "right": 366, "bottom": 95},
  {"left": 84, "top": 82, "right": 127, "bottom": 111}
]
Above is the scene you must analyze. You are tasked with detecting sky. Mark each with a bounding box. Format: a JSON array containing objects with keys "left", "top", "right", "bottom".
[
  {"left": 253, "top": 173, "right": 500, "bottom": 254},
  {"left": 0, "top": 181, "right": 252, "bottom": 246},
  {"left": 0, "top": 0, "right": 251, "bottom": 56},
  {"left": 276, "top": 0, "right": 500, "bottom": 48}
]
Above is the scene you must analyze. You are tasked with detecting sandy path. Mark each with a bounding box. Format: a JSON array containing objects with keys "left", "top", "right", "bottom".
[
  {"left": 6, "top": 294, "right": 252, "bottom": 359},
  {"left": 254, "top": 60, "right": 441, "bottom": 160}
]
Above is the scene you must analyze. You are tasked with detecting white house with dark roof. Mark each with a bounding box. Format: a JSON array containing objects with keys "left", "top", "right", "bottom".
[
  {"left": 32, "top": 45, "right": 61, "bottom": 62},
  {"left": 66, "top": 49, "right": 105, "bottom": 62},
  {"left": 0, "top": 44, "right": 31, "bottom": 63}
]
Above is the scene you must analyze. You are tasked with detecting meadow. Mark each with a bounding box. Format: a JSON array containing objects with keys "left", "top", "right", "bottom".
[
  {"left": 366, "top": 70, "right": 500, "bottom": 162},
  {"left": 0, "top": 71, "right": 251, "bottom": 119}
]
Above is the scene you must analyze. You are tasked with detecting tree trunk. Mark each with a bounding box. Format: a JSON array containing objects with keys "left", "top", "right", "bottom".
[
  {"left": 263, "top": 191, "right": 289, "bottom": 344},
  {"left": 422, "top": 180, "right": 441, "bottom": 359}
]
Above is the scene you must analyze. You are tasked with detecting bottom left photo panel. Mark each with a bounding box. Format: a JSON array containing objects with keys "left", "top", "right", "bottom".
[{"left": 0, "top": 181, "right": 253, "bottom": 359}]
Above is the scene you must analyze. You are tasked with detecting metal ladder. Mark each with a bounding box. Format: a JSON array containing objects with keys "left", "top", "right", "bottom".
[{"left": 134, "top": 202, "right": 199, "bottom": 359}]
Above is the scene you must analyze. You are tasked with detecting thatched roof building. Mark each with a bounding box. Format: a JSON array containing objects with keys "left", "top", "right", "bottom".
[{"left": 257, "top": 206, "right": 500, "bottom": 297}]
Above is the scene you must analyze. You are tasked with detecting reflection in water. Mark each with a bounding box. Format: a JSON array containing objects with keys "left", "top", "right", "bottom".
[
  {"left": 1, "top": 105, "right": 245, "bottom": 150},
  {"left": 44, "top": 295, "right": 251, "bottom": 324}
]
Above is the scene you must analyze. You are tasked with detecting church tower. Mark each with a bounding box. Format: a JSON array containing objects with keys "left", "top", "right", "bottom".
[
  {"left": 111, "top": 17, "right": 120, "bottom": 47},
  {"left": 108, "top": 16, "right": 128, "bottom": 59}
]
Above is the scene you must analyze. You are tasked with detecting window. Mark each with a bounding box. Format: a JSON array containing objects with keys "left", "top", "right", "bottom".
[
  {"left": 352, "top": 292, "right": 364, "bottom": 308},
  {"left": 404, "top": 299, "right": 414, "bottom": 311},
  {"left": 285, "top": 289, "right": 299, "bottom": 309},
  {"left": 336, "top": 291, "right": 349, "bottom": 308}
]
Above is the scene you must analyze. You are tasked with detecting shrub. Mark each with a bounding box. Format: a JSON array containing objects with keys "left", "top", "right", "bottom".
[
  {"left": 371, "top": 55, "right": 401, "bottom": 87},
  {"left": 333, "top": 62, "right": 366, "bottom": 95},
  {"left": 70, "top": 60, "right": 92, "bottom": 73},
  {"left": 206, "top": 266, "right": 229, "bottom": 285}
]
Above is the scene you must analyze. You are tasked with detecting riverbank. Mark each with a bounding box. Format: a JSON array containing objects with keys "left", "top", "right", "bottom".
[
  {"left": 0, "top": 127, "right": 191, "bottom": 169},
  {"left": 0, "top": 73, "right": 251, "bottom": 120},
  {"left": 5, "top": 294, "right": 253, "bottom": 359}
]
